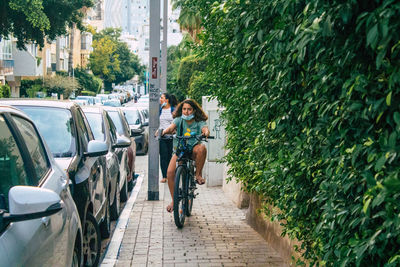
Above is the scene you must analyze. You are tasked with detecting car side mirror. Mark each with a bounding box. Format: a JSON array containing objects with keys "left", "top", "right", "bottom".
[
  {"left": 84, "top": 140, "right": 108, "bottom": 157},
  {"left": 112, "top": 135, "right": 131, "bottom": 149},
  {"left": 143, "top": 121, "right": 149, "bottom": 127},
  {"left": 130, "top": 128, "right": 144, "bottom": 137},
  {"left": 1, "top": 186, "right": 63, "bottom": 228}
]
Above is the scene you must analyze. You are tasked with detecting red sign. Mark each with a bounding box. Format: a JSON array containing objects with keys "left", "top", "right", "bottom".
[{"left": 152, "top": 57, "right": 158, "bottom": 79}]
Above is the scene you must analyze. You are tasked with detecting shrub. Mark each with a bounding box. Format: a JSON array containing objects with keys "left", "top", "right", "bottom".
[
  {"left": 191, "top": 0, "right": 400, "bottom": 265},
  {"left": 80, "top": 90, "right": 96, "bottom": 96},
  {"left": 0, "top": 84, "right": 11, "bottom": 98},
  {"left": 20, "top": 78, "right": 42, "bottom": 97},
  {"left": 74, "top": 67, "right": 102, "bottom": 94},
  {"left": 177, "top": 54, "right": 206, "bottom": 98}
]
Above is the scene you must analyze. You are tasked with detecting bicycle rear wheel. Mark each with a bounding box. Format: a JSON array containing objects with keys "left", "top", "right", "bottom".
[{"left": 173, "top": 165, "right": 187, "bottom": 228}]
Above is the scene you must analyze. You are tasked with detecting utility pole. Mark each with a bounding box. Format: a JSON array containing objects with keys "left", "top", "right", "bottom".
[
  {"left": 148, "top": 0, "right": 160, "bottom": 200},
  {"left": 161, "top": 0, "right": 168, "bottom": 93}
]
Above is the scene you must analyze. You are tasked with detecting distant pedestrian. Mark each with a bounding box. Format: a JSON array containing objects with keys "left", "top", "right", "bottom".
[{"left": 158, "top": 93, "right": 178, "bottom": 183}]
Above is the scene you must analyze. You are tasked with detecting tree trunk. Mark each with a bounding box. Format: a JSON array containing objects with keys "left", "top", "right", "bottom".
[{"left": 68, "top": 24, "right": 76, "bottom": 75}]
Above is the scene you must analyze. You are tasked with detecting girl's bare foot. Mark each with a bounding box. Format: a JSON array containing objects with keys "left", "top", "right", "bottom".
[
  {"left": 195, "top": 175, "right": 205, "bottom": 185},
  {"left": 160, "top": 178, "right": 167, "bottom": 183}
]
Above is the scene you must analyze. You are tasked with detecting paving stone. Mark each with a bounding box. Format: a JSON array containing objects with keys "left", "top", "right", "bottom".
[{"left": 101, "top": 157, "right": 288, "bottom": 267}]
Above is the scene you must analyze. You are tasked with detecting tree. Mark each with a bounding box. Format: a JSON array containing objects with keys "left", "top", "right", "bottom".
[
  {"left": 171, "top": 0, "right": 202, "bottom": 41},
  {"left": 176, "top": 54, "right": 206, "bottom": 98},
  {"left": 43, "top": 75, "right": 79, "bottom": 98},
  {"left": 74, "top": 67, "right": 102, "bottom": 94},
  {"left": 89, "top": 37, "right": 120, "bottom": 88},
  {"left": 89, "top": 27, "right": 145, "bottom": 90},
  {"left": 0, "top": 0, "right": 94, "bottom": 49},
  {"left": 113, "top": 42, "right": 144, "bottom": 85}
]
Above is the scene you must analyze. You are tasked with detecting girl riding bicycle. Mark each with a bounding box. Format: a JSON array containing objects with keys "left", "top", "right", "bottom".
[{"left": 160, "top": 99, "right": 210, "bottom": 213}]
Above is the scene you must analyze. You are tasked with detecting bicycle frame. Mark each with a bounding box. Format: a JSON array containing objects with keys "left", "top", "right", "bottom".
[{"left": 171, "top": 134, "right": 213, "bottom": 228}]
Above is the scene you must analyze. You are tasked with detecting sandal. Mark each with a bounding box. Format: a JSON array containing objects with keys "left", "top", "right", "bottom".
[
  {"left": 195, "top": 176, "right": 205, "bottom": 185},
  {"left": 166, "top": 203, "right": 173, "bottom": 213},
  {"left": 160, "top": 178, "right": 167, "bottom": 183}
]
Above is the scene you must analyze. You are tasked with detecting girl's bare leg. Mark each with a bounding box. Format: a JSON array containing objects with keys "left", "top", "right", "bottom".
[
  {"left": 192, "top": 144, "right": 206, "bottom": 184},
  {"left": 166, "top": 154, "right": 177, "bottom": 212}
]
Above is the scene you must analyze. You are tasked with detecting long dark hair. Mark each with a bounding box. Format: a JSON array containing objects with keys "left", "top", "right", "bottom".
[
  {"left": 174, "top": 99, "right": 208, "bottom": 122},
  {"left": 163, "top": 93, "right": 178, "bottom": 108}
]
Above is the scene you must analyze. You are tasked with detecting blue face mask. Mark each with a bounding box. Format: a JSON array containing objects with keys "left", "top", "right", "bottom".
[
  {"left": 182, "top": 114, "right": 194, "bottom": 121},
  {"left": 161, "top": 102, "right": 167, "bottom": 108}
]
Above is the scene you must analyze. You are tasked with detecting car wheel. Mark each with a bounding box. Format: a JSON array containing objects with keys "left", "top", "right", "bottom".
[
  {"left": 72, "top": 238, "right": 81, "bottom": 267},
  {"left": 100, "top": 198, "right": 111, "bottom": 239},
  {"left": 120, "top": 179, "right": 128, "bottom": 202},
  {"left": 128, "top": 178, "right": 135, "bottom": 191},
  {"left": 110, "top": 180, "right": 120, "bottom": 220},
  {"left": 83, "top": 213, "right": 101, "bottom": 267}
]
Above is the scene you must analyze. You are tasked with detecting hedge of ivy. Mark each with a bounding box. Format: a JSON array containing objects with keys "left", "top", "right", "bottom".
[{"left": 189, "top": 0, "right": 400, "bottom": 265}]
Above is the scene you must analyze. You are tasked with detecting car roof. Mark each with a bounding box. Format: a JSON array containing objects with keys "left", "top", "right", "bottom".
[
  {"left": 102, "top": 106, "right": 121, "bottom": 111},
  {"left": 81, "top": 106, "right": 104, "bottom": 114},
  {"left": 0, "top": 104, "right": 31, "bottom": 119},
  {"left": 0, "top": 99, "right": 79, "bottom": 109},
  {"left": 120, "top": 106, "right": 140, "bottom": 111}
]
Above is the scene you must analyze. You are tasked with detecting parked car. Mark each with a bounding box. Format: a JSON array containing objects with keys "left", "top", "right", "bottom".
[
  {"left": 122, "top": 106, "right": 149, "bottom": 155},
  {"left": 103, "top": 106, "right": 136, "bottom": 191},
  {"left": 103, "top": 99, "right": 122, "bottom": 107},
  {"left": 71, "top": 99, "right": 89, "bottom": 106},
  {"left": 96, "top": 94, "right": 110, "bottom": 104},
  {"left": 82, "top": 106, "right": 132, "bottom": 219},
  {"left": 75, "top": 96, "right": 95, "bottom": 105},
  {"left": 0, "top": 105, "right": 83, "bottom": 267},
  {"left": 0, "top": 99, "right": 109, "bottom": 266}
]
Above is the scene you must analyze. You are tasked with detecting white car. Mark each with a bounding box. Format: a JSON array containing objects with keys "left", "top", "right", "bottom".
[{"left": 0, "top": 105, "right": 83, "bottom": 267}]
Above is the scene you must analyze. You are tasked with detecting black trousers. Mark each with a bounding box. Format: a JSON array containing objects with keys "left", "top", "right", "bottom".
[{"left": 160, "top": 138, "right": 173, "bottom": 178}]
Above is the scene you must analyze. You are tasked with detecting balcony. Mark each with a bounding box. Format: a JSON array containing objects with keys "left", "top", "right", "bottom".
[
  {"left": 0, "top": 59, "right": 14, "bottom": 76},
  {"left": 12, "top": 43, "right": 43, "bottom": 77}
]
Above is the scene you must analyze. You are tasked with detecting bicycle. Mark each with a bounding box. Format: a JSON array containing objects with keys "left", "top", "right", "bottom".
[{"left": 172, "top": 133, "right": 214, "bottom": 228}]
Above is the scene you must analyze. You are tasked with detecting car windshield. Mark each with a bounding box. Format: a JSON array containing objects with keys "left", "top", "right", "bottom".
[
  {"left": 104, "top": 100, "right": 121, "bottom": 107},
  {"left": 17, "top": 106, "right": 76, "bottom": 158},
  {"left": 85, "top": 113, "right": 105, "bottom": 141},
  {"left": 124, "top": 110, "right": 140, "bottom": 125},
  {"left": 108, "top": 111, "right": 124, "bottom": 135}
]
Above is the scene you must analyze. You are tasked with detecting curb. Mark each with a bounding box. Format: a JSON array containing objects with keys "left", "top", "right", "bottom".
[{"left": 100, "top": 174, "right": 144, "bottom": 267}]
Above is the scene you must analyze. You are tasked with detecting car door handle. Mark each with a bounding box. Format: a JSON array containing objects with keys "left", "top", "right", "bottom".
[{"left": 42, "top": 217, "right": 50, "bottom": 227}]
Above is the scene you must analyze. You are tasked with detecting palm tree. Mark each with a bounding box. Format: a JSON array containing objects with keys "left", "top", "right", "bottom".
[{"left": 171, "top": 0, "right": 202, "bottom": 42}]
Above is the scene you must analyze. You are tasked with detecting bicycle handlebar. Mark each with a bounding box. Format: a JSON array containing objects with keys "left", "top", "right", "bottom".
[{"left": 174, "top": 134, "right": 215, "bottom": 141}]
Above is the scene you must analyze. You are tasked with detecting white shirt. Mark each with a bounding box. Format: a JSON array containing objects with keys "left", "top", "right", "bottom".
[{"left": 160, "top": 107, "right": 173, "bottom": 130}]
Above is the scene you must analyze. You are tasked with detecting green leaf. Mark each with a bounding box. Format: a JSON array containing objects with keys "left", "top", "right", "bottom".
[
  {"left": 363, "top": 198, "right": 371, "bottom": 213},
  {"left": 386, "top": 91, "right": 392, "bottom": 106},
  {"left": 257, "top": 29, "right": 263, "bottom": 43},
  {"left": 374, "top": 154, "right": 387, "bottom": 171},
  {"left": 367, "top": 24, "right": 378, "bottom": 49},
  {"left": 394, "top": 112, "right": 400, "bottom": 125},
  {"left": 364, "top": 137, "right": 374, "bottom": 146}
]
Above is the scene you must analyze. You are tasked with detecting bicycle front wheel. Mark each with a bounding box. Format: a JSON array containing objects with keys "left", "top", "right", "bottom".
[
  {"left": 186, "top": 174, "right": 195, "bottom": 217},
  {"left": 173, "top": 165, "right": 187, "bottom": 228}
]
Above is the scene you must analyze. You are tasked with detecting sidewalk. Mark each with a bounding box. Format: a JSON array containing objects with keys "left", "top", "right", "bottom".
[{"left": 102, "top": 166, "right": 287, "bottom": 266}]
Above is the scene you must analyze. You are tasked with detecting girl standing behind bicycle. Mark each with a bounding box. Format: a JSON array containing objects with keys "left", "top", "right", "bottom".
[
  {"left": 160, "top": 99, "right": 210, "bottom": 213},
  {"left": 159, "top": 93, "right": 178, "bottom": 184}
]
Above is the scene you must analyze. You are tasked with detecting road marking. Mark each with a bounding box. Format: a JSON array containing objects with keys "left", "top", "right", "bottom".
[{"left": 100, "top": 174, "right": 144, "bottom": 267}]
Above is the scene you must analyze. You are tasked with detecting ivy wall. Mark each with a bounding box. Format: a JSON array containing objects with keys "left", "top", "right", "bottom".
[{"left": 190, "top": 0, "right": 400, "bottom": 265}]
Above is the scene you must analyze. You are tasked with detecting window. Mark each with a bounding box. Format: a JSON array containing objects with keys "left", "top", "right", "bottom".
[
  {"left": 107, "top": 111, "right": 125, "bottom": 136},
  {"left": 17, "top": 106, "right": 76, "bottom": 158},
  {"left": 12, "top": 115, "right": 49, "bottom": 181},
  {"left": 0, "top": 116, "right": 29, "bottom": 211},
  {"left": 75, "top": 109, "right": 91, "bottom": 152},
  {"left": 106, "top": 113, "right": 117, "bottom": 145},
  {"left": 85, "top": 113, "right": 105, "bottom": 141}
]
